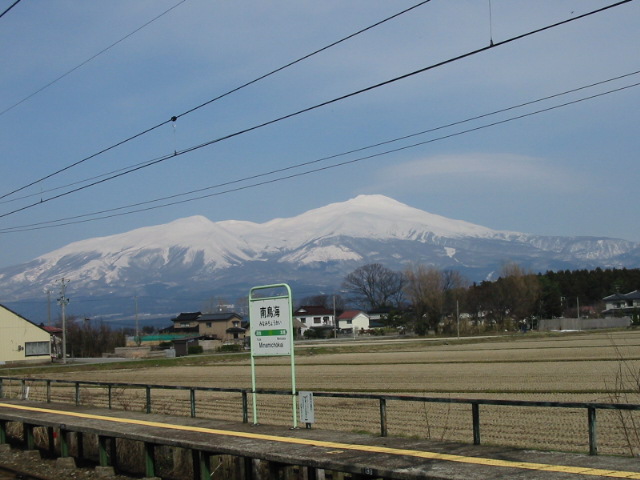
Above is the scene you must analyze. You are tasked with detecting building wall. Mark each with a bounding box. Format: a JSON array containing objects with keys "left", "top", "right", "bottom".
[
  {"left": 0, "top": 306, "right": 51, "bottom": 364},
  {"left": 296, "top": 315, "right": 334, "bottom": 327},
  {"left": 538, "top": 317, "right": 631, "bottom": 331},
  {"left": 198, "top": 321, "right": 228, "bottom": 339},
  {"left": 338, "top": 314, "right": 370, "bottom": 332}
]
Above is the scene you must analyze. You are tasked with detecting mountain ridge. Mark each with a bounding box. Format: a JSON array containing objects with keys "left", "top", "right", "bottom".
[{"left": 1, "top": 195, "right": 638, "bottom": 323}]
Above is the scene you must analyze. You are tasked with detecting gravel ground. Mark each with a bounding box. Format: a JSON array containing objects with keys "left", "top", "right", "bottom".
[{"left": 0, "top": 444, "right": 139, "bottom": 480}]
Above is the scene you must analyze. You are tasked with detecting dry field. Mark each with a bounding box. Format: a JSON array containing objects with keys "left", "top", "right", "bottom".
[{"left": 5, "top": 330, "right": 640, "bottom": 456}]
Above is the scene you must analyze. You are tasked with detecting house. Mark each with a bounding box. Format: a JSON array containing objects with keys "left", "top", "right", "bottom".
[
  {"left": 603, "top": 291, "right": 640, "bottom": 316},
  {"left": 0, "top": 304, "right": 51, "bottom": 365},
  {"left": 169, "top": 311, "right": 247, "bottom": 343},
  {"left": 170, "top": 311, "right": 201, "bottom": 333},
  {"left": 338, "top": 310, "right": 370, "bottom": 334},
  {"left": 367, "top": 308, "right": 392, "bottom": 327},
  {"left": 41, "top": 325, "right": 63, "bottom": 359},
  {"left": 293, "top": 305, "right": 336, "bottom": 333}
]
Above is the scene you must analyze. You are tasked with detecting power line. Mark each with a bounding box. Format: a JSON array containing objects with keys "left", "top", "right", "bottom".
[
  {"left": 0, "top": 0, "right": 632, "bottom": 221},
  {"left": 0, "top": 0, "right": 188, "bottom": 118},
  {"left": 2, "top": 76, "right": 638, "bottom": 234},
  {"left": 0, "top": 0, "right": 434, "bottom": 201},
  {"left": 0, "top": 0, "right": 22, "bottom": 20},
  {"left": 7, "top": 67, "right": 634, "bottom": 209}
]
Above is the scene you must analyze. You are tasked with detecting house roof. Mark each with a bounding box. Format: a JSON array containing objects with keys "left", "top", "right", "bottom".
[
  {"left": 338, "top": 310, "right": 369, "bottom": 320},
  {"left": 603, "top": 290, "right": 640, "bottom": 301},
  {"left": 294, "top": 305, "right": 333, "bottom": 316},
  {"left": 199, "top": 312, "right": 243, "bottom": 322},
  {"left": 226, "top": 326, "right": 246, "bottom": 334},
  {"left": 41, "top": 325, "right": 63, "bottom": 334},
  {"left": 172, "top": 312, "right": 202, "bottom": 322}
]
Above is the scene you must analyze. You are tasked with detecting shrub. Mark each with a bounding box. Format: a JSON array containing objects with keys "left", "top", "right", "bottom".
[
  {"left": 303, "top": 329, "right": 318, "bottom": 339},
  {"left": 187, "top": 345, "right": 203, "bottom": 355},
  {"left": 218, "top": 344, "right": 243, "bottom": 353}
]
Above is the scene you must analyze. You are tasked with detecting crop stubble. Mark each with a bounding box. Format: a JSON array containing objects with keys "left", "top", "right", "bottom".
[{"left": 19, "top": 330, "right": 640, "bottom": 456}]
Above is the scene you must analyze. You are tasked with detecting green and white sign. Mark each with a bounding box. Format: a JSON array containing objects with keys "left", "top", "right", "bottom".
[
  {"left": 249, "top": 283, "right": 297, "bottom": 427},
  {"left": 250, "top": 296, "right": 292, "bottom": 356}
]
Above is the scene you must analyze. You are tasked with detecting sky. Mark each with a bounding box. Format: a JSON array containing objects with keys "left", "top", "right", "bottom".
[{"left": 0, "top": 0, "right": 639, "bottom": 269}]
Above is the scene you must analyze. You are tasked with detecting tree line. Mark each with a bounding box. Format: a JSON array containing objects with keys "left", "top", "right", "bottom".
[
  {"left": 339, "top": 263, "right": 640, "bottom": 334},
  {"left": 54, "top": 316, "right": 126, "bottom": 359}
]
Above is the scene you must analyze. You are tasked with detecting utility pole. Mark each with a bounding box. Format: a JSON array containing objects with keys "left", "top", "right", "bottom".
[
  {"left": 333, "top": 295, "right": 337, "bottom": 339},
  {"left": 57, "top": 278, "right": 70, "bottom": 364},
  {"left": 456, "top": 299, "right": 460, "bottom": 338},
  {"left": 135, "top": 295, "right": 140, "bottom": 346},
  {"left": 46, "top": 289, "right": 51, "bottom": 326}
]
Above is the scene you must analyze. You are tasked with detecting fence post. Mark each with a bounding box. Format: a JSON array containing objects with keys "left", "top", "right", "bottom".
[
  {"left": 144, "top": 442, "right": 156, "bottom": 478},
  {"left": 46, "top": 380, "right": 51, "bottom": 403},
  {"left": 190, "top": 388, "right": 196, "bottom": 418},
  {"left": 98, "top": 435, "right": 110, "bottom": 466},
  {"left": 588, "top": 407, "right": 598, "bottom": 455},
  {"left": 75, "top": 382, "right": 80, "bottom": 406},
  {"left": 472, "top": 402, "right": 481, "bottom": 445},
  {"left": 379, "top": 398, "right": 388, "bottom": 437},
  {"left": 59, "top": 428, "right": 69, "bottom": 457},
  {"left": 108, "top": 385, "right": 112, "bottom": 409},
  {"left": 242, "top": 390, "right": 249, "bottom": 424},
  {"left": 0, "top": 378, "right": 4, "bottom": 399},
  {"left": 146, "top": 386, "right": 151, "bottom": 414},
  {"left": 24, "top": 423, "right": 35, "bottom": 450}
]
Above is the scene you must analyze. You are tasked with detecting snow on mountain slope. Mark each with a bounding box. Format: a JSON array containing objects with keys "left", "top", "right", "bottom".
[
  {"left": 251, "top": 194, "right": 506, "bottom": 244},
  {"left": 1, "top": 195, "right": 638, "bottom": 305},
  {"left": 18, "top": 216, "right": 255, "bottom": 285},
  {"left": 216, "top": 194, "right": 510, "bottom": 260}
]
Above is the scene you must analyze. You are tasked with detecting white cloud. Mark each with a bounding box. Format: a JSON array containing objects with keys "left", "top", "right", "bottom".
[{"left": 376, "top": 153, "right": 587, "bottom": 192}]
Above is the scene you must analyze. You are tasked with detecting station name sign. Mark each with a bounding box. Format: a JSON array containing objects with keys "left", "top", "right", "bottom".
[{"left": 250, "top": 296, "right": 292, "bottom": 356}]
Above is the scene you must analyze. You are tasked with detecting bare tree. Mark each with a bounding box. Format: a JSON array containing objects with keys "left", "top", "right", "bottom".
[
  {"left": 342, "top": 263, "right": 405, "bottom": 310},
  {"left": 404, "top": 265, "right": 444, "bottom": 335},
  {"left": 487, "top": 262, "right": 541, "bottom": 328},
  {"left": 297, "top": 294, "right": 345, "bottom": 311}
]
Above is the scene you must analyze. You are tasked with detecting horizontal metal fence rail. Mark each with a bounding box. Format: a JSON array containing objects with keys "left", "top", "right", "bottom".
[{"left": 2, "top": 376, "right": 640, "bottom": 456}]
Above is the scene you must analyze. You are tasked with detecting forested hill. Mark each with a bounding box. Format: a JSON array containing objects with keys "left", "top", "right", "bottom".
[{"left": 539, "top": 267, "right": 640, "bottom": 305}]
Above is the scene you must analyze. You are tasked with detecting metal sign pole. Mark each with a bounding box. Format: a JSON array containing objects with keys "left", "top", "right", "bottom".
[
  {"left": 249, "top": 283, "right": 297, "bottom": 428},
  {"left": 250, "top": 351, "right": 258, "bottom": 425}
]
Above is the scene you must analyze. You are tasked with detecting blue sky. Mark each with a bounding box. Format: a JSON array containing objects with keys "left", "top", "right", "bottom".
[{"left": 0, "top": 0, "right": 638, "bottom": 269}]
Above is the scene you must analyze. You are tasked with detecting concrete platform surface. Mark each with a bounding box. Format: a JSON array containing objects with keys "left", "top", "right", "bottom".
[{"left": 1, "top": 399, "right": 640, "bottom": 480}]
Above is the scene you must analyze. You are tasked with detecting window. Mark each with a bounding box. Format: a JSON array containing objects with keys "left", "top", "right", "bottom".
[
  {"left": 25, "top": 341, "right": 49, "bottom": 357},
  {"left": 300, "top": 318, "right": 306, "bottom": 323},
  {"left": 313, "top": 317, "right": 321, "bottom": 324},
  {"left": 206, "top": 322, "right": 212, "bottom": 328}
]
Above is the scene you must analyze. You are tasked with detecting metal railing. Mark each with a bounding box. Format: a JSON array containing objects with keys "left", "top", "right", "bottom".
[{"left": 2, "top": 376, "right": 639, "bottom": 456}]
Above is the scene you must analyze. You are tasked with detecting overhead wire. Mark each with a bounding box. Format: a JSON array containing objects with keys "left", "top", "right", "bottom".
[
  {"left": 5, "top": 67, "right": 637, "bottom": 208},
  {"left": 0, "top": 0, "right": 434, "bottom": 201},
  {"left": 2, "top": 74, "right": 638, "bottom": 234},
  {"left": 0, "top": 0, "right": 22, "bottom": 20},
  {"left": 0, "top": 0, "right": 188, "bottom": 118},
  {"left": 0, "top": 0, "right": 633, "bottom": 221}
]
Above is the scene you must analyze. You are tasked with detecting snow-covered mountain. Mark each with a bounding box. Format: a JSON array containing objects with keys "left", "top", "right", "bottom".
[{"left": 1, "top": 195, "right": 638, "bottom": 323}]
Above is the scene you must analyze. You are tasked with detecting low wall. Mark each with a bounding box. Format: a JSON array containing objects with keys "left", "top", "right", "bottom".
[
  {"left": 537, "top": 317, "right": 630, "bottom": 331},
  {"left": 199, "top": 339, "right": 223, "bottom": 351},
  {"left": 113, "top": 346, "right": 153, "bottom": 358}
]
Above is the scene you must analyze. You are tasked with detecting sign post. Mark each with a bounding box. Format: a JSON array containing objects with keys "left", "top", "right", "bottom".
[
  {"left": 299, "top": 391, "right": 315, "bottom": 428},
  {"left": 249, "top": 283, "right": 297, "bottom": 427}
]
